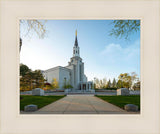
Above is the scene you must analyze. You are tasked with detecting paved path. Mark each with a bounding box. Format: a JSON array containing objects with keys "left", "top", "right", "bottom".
[{"left": 27, "top": 95, "right": 133, "bottom": 114}]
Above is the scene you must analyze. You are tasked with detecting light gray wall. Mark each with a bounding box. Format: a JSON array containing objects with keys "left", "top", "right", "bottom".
[
  {"left": 59, "top": 68, "right": 71, "bottom": 89},
  {"left": 83, "top": 74, "right": 88, "bottom": 82},
  {"left": 43, "top": 66, "right": 72, "bottom": 89},
  {"left": 65, "top": 65, "right": 75, "bottom": 88},
  {"left": 43, "top": 55, "right": 87, "bottom": 90},
  {"left": 43, "top": 67, "right": 60, "bottom": 84}
]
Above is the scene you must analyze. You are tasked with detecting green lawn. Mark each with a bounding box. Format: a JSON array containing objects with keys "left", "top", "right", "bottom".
[
  {"left": 96, "top": 95, "right": 140, "bottom": 110},
  {"left": 20, "top": 95, "right": 65, "bottom": 111}
]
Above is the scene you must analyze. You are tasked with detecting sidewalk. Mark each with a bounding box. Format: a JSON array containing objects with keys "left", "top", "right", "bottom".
[{"left": 21, "top": 95, "right": 139, "bottom": 114}]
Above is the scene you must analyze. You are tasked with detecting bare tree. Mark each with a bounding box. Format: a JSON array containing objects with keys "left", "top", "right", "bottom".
[{"left": 19, "top": 20, "right": 47, "bottom": 51}]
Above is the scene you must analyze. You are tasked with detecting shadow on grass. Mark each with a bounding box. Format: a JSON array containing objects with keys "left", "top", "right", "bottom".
[
  {"left": 20, "top": 95, "right": 65, "bottom": 111},
  {"left": 96, "top": 95, "right": 140, "bottom": 110}
]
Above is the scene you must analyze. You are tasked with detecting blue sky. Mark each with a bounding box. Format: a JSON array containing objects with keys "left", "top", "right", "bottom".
[{"left": 20, "top": 20, "right": 140, "bottom": 81}]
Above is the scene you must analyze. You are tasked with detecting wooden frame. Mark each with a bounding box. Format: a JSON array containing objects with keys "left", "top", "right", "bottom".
[{"left": 0, "top": 0, "right": 160, "bottom": 134}]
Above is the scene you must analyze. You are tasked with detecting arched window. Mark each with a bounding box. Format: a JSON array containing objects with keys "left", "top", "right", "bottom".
[{"left": 74, "top": 50, "right": 75, "bottom": 54}]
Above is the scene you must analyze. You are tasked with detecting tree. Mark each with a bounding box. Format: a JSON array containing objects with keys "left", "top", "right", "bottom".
[
  {"left": 118, "top": 73, "right": 132, "bottom": 88},
  {"left": 66, "top": 79, "right": 73, "bottom": 89},
  {"left": 20, "top": 67, "right": 45, "bottom": 91},
  {"left": 102, "top": 78, "right": 107, "bottom": 88},
  {"left": 44, "top": 82, "right": 52, "bottom": 90},
  {"left": 94, "top": 77, "right": 100, "bottom": 89},
  {"left": 20, "top": 76, "right": 29, "bottom": 91},
  {"left": 33, "top": 70, "right": 45, "bottom": 88},
  {"left": 20, "top": 63, "right": 30, "bottom": 77},
  {"left": 109, "top": 20, "right": 140, "bottom": 39},
  {"left": 112, "top": 78, "right": 117, "bottom": 88},
  {"left": 52, "top": 78, "right": 59, "bottom": 89},
  {"left": 20, "top": 20, "right": 47, "bottom": 51},
  {"left": 133, "top": 80, "right": 140, "bottom": 90},
  {"left": 130, "top": 72, "right": 138, "bottom": 89},
  {"left": 118, "top": 72, "right": 139, "bottom": 89},
  {"left": 63, "top": 79, "right": 73, "bottom": 89},
  {"left": 107, "top": 79, "right": 112, "bottom": 88},
  {"left": 116, "top": 80, "right": 123, "bottom": 88},
  {"left": 20, "top": 70, "right": 34, "bottom": 91},
  {"left": 100, "top": 79, "right": 103, "bottom": 89}
]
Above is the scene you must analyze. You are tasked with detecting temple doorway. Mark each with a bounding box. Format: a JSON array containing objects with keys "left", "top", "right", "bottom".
[{"left": 83, "top": 84, "right": 86, "bottom": 90}]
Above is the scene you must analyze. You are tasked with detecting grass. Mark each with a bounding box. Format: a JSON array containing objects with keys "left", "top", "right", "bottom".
[
  {"left": 20, "top": 95, "right": 65, "bottom": 111},
  {"left": 96, "top": 95, "right": 140, "bottom": 110}
]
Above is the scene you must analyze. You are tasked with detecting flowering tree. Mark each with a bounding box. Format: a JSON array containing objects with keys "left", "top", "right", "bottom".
[{"left": 52, "top": 78, "right": 59, "bottom": 89}]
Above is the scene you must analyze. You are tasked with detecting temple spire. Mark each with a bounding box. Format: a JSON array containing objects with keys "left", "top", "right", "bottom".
[
  {"left": 73, "top": 30, "right": 80, "bottom": 57},
  {"left": 74, "top": 30, "right": 78, "bottom": 46}
]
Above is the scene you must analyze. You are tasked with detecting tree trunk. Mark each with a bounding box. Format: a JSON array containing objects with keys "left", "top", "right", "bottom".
[{"left": 19, "top": 38, "right": 22, "bottom": 52}]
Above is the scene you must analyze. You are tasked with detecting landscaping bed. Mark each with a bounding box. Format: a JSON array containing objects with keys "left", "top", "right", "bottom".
[{"left": 20, "top": 95, "right": 65, "bottom": 111}]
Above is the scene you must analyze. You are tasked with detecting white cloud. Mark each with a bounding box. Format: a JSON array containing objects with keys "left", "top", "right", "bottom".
[
  {"left": 101, "top": 39, "right": 140, "bottom": 64},
  {"left": 102, "top": 43, "right": 122, "bottom": 55}
]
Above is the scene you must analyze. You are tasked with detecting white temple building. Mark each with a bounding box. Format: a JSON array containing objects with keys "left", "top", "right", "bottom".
[{"left": 43, "top": 30, "right": 93, "bottom": 90}]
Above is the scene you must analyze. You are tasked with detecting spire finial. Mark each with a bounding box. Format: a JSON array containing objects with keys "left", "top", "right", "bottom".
[{"left": 75, "top": 29, "right": 77, "bottom": 36}]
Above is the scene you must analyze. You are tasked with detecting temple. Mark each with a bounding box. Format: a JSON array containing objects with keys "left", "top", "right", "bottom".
[{"left": 43, "top": 30, "right": 93, "bottom": 91}]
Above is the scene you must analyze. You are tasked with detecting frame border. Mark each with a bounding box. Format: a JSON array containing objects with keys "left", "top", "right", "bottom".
[{"left": 0, "top": 0, "right": 160, "bottom": 134}]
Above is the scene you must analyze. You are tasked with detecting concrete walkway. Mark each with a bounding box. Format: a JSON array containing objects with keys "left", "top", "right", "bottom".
[{"left": 25, "top": 95, "right": 134, "bottom": 114}]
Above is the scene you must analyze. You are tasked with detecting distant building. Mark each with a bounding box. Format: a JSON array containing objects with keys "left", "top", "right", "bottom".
[{"left": 43, "top": 30, "right": 93, "bottom": 90}]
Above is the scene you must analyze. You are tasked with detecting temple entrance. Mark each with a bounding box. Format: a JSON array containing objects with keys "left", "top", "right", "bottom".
[
  {"left": 79, "top": 82, "right": 94, "bottom": 91},
  {"left": 83, "top": 84, "right": 86, "bottom": 90},
  {"left": 66, "top": 82, "right": 95, "bottom": 94}
]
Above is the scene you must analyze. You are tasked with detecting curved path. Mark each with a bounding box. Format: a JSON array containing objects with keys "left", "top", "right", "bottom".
[{"left": 32, "top": 95, "right": 132, "bottom": 114}]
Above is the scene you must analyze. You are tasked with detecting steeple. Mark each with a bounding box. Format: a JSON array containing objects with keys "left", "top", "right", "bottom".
[
  {"left": 73, "top": 30, "right": 80, "bottom": 57},
  {"left": 74, "top": 29, "right": 78, "bottom": 46}
]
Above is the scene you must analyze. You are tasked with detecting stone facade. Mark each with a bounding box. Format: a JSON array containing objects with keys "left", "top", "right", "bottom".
[
  {"left": 32, "top": 88, "right": 44, "bottom": 96},
  {"left": 24, "top": 104, "right": 38, "bottom": 112},
  {"left": 124, "top": 104, "right": 138, "bottom": 112},
  {"left": 117, "top": 88, "right": 130, "bottom": 96},
  {"left": 43, "top": 30, "right": 93, "bottom": 90}
]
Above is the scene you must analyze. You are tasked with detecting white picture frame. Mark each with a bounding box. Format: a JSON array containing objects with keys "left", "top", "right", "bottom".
[{"left": 0, "top": 0, "right": 159, "bottom": 134}]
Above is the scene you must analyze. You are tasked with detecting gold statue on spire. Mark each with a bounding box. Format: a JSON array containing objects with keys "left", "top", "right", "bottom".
[{"left": 75, "top": 29, "right": 77, "bottom": 36}]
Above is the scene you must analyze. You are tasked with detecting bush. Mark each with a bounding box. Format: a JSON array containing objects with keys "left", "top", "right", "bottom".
[
  {"left": 95, "top": 88, "right": 117, "bottom": 92},
  {"left": 105, "top": 88, "right": 117, "bottom": 90},
  {"left": 95, "top": 88, "right": 117, "bottom": 90}
]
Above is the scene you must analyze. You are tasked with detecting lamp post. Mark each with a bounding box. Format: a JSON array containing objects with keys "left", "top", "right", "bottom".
[{"left": 94, "top": 77, "right": 96, "bottom": 89}]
